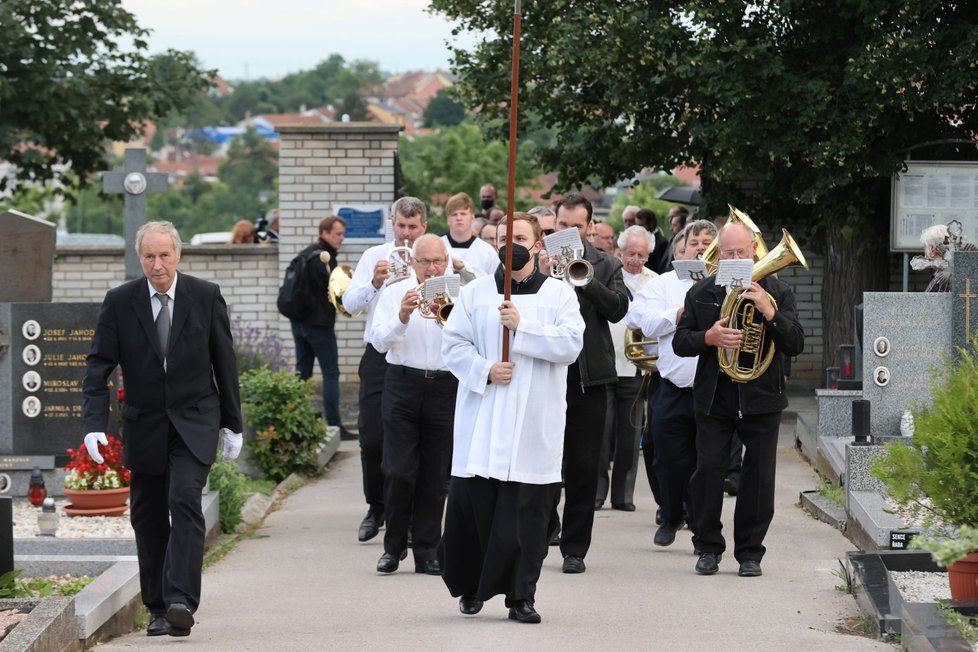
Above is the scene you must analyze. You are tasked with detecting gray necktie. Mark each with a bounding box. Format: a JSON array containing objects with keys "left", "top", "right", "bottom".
[{"left": 155, "top": 293, "right": 170, "bottom": 354}]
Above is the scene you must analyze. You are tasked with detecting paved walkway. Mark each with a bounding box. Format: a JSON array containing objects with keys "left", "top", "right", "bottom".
[{"left": 97, "top": 398, "right": 896, "bottom": 651}]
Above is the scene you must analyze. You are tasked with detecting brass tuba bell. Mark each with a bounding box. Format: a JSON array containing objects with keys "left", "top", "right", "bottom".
[
  {"left": 624, "top": 328, "right": 658, "bottom": 373},
  {"left": 699, "top": 205, "right": 769, "bottom": 274},
  {"left": 717, "top": 228, "right": 807, "bottom": 383}
]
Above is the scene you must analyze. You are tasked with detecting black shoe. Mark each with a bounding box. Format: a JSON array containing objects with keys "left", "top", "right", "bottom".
[
  {"left": 358, "top": 510, "right": 382, "bottom": 542},
  {"left": 561, "top": 555, "right": 586, "bottom": 574},
  {"left": 415, "top": 559, "right": 442, "bottom": 575},
  {"left": 695, "top": 552, "right": 721, "bottom": 575},
  {"left": 459, "top": 596, "right": 483, "bottom": 615},
  {"left": 723, "top": 476, "right": 739, "bottom": 496},
  {"left": 612, "top": 502, "right": 636, "bottom": 512},
  {"left": 654, "top": 524, "right": 678, "bottom": 547},
  {"left": 339, "top": 426, "right": 358, "bottom": 441},
  {"left": 655, "top": 507, "right": 664, "bottom": 526},
  {"left": 165, "top": 603, "right": 194, "bottom": 637},
  {"left": 508, "top": 600, "right": 541, "bottom": 624},
  {"left": 738, "top": 560, "right": 762, "bottom": 577},
  {"left": 548, "top": 523, "right": 561, "bottom": 546},
  {"left": 377, "top": 550, "right": 407, "bottom": 574},
  {"left": 147, "top": 615, "right": 169, "bottom": 636}
]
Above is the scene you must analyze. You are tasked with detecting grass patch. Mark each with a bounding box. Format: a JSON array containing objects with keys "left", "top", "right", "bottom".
[
  {"left": 937, "top": 601, "right": 978, "bottom": 646},
  {"left": 835, "top": 614, "right": 878, "bottom": 639},
  {"left": 818, "top": 476, "right": 845, "bottom": 508},
  {"left": 242, "top": 478, "right": 276, "bottom": 496},
  {"left": 16, "top": 575, "right": 94, "bottom": 598}
]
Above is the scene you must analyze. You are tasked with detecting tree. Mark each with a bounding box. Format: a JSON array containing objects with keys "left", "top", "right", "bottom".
[
  {"left": 423, "top": 89, "right": 466, "bottom": 128},
  {"left": 0, "top": 1, "right": 212, "bottom": 192},
  {"left": 216, "top": 128, "right": 278, "bottom": 222},
  {"left": 430, "top": 0, "right": 978, "bottom": 368}
]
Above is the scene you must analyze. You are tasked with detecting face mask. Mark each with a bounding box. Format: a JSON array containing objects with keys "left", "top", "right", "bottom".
[
  {"left": 498, "top": 244, "right": 531, "bottom": 271},
  {"left": 481, "top": 198, "right": 494, "bottom": 211}
]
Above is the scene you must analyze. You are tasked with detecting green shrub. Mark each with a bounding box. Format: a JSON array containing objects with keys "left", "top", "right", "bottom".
[
  {"left": 240, "top": 367, "right": 329, "bottom": 482},
  {"left": 209, "top": 460, "right": 248, "bottom": 534}
]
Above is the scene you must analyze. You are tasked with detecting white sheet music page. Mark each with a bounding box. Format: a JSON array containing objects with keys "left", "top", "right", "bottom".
[
  {"left": 672, "top": 260, "right": 708, "bottom": 282},
  {"left": 423, "top": 275, "right": 460, "bottom": 300},
  {"left": 715, "top": 259, "right": 754, "bottom": 290},
  {"left": 543, "top": 229, "right": 584, "bottom": 255}
]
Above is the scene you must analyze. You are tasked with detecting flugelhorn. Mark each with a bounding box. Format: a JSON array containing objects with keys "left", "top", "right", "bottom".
[
  {"left": 386, "top": 246, "right": 413, "bottom": 286},
  {"left": 717, "top": 228, "right": 808, "bottom": 383},
  {"left": 551, "top": 246, "right": 593, "bottom": 287},
  {"left": 624, "top": 328, "right": 658, "bottom": 373},
  {"left": 416, "top": 284, "right": 454, "bottom": 326}
]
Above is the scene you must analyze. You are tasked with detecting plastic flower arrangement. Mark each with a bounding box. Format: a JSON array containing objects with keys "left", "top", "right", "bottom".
[{"left": 65, "top": 435, "right": 131, "bottom": 490}]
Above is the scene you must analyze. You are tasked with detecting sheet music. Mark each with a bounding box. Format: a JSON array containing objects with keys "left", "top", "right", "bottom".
[
  {"left": 715, "top": 259, "right": 754, "bottom": 289},
  {"left": 423, "top": 275, "right": 460, "bottom": 300},
  {"left": 672, "top": 260, "right": 708, "bottom": 282},
  {"left": 543, "top": 229, "right": 584, "bottom": 254}
]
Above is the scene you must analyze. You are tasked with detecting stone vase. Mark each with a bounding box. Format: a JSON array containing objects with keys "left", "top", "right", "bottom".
[
  {"left": 63, "top": 487, "right": 130, "bottom": 516},
  {"left": 947, "top": 551, "right": 978, "bottom": 600}
]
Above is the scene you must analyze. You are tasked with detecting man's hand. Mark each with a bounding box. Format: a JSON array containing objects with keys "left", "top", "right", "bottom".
[
  {"left": 704, "top": 316, "right": 744, "bottom": 350},
  {"left": 220, "top": 428, "right": 243, "bottom": 461},
  {"left": 452, "top": 256, "right": 465, "bottom": 272},
  {"left": 372, "top": 260, "right": 391, "bottom": 289},
  {"left": 739, "top": 282, "right": 776, "bottom": 321},
  {"left": 84, "top": 432, "right": 108, "bottom": 464},
  {"left": 489, "top": 361, "right": 515, "bottom": 385},
  {"left": 399, "top": 287, "right": 422, "bottom": 324},
  {"left": 537, "top": 250, "right": 553, "bottom": 276},
  {"left": 498, "top": 300, "right": 521, "bottom": 331}
]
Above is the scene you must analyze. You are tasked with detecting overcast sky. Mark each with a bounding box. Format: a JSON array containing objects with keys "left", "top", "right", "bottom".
[{"left": 122, "top": 0, "right": 479, "bottom": 81}]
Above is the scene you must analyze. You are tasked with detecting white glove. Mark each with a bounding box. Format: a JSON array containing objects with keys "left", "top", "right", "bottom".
[
  {"left": 220, "top": 428, "right": 243, "bottom": 461},
  {"left": 84, "top": 432, "right": 108, "bottom": 464}
]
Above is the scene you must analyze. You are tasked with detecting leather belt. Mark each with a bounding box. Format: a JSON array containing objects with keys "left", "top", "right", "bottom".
[
  {"left": 663, "top": 378, "right": 694, "bottom": 394},
  {"left": 391, "top": 364, "right": 452, "bottom": 380}
]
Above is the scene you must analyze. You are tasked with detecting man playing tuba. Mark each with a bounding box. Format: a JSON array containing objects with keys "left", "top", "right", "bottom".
[{"left": 673, "top": 221, "right": 804, "bottom": 579}]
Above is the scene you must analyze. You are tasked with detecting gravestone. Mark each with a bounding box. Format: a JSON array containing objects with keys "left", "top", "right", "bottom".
[
  {"left": 861, "top": 292, "right": 951, "bottom": 442},
  {"left": 950, "top": 249, "right": 978, "bottom": 352},
  {"left": 101, "top": 148, "right": 167, "bottom": 280},
  {"left": 0, "top": 210, "right": 55, "bottom": 302}
]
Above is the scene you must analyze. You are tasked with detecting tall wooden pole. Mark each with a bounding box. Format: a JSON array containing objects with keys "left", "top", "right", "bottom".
[{"left": 502, "top": 0, "right": 522, "bottom": 362}]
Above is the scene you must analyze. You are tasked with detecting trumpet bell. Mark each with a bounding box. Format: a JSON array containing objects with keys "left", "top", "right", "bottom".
[
  {"left": 624, "top": 328, "right": 658, "bottom": 373},
  {"left": 566, "top": 258, "right": 593, "bottom": 287}
]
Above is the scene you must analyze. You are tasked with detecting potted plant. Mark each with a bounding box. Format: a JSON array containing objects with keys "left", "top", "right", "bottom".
[
  {"left": 871, "top": 348, "right": 978, "bottom": 599},
  {"left": 63, "top": 435, "right": 131, "bottom": 516}
]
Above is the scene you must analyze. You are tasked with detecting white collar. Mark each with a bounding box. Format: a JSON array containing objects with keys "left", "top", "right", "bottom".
[{"left": 147, "top": 272, "right": 178, "bottom": 300}]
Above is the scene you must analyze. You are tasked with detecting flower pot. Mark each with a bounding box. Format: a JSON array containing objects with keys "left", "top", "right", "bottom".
[
  {"left": 63, "top": 487, "right": 130, "bottom": 516},
  {"left": 947, "top": 551, "right": 978, "bottom": 600}
]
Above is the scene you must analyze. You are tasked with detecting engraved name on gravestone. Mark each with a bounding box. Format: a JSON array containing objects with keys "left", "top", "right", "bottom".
[{"left": 862, "top": 292, "right": 951, "bottom": 442}]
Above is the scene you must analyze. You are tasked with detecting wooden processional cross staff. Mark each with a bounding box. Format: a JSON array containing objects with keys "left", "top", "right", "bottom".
[
  {"left": 501, "top": 0, "right": 523, "bottom": 362},
  {"left": 102, "top": 148, "right": 168, "bottom": 280}
]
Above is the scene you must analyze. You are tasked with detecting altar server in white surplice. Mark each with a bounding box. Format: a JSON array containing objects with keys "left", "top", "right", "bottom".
[{"left": 439, "top": 213, "right": 584, "bottom": 625}]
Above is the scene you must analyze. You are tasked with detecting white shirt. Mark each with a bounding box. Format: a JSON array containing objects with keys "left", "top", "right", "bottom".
[
  {"left": 343, "top": 243, "right": 399, "bottom": 344},
  {"left": 442, "top": 234, "right": 500, "bottom": 277},
  {"left": 370, "top": 272, "right": 448, "bottom": 370},
  {"left": 625, "top": 270, "right": 696, "bottom": 387},
  {"left": 612, "top": 267, "right": 657, "bottom": 377},
  {"left": 441, "top": 274, "right": 584, "bottom": 484},
  {"left": 148, "top": 273, "right": 177, "bottom": 322}
]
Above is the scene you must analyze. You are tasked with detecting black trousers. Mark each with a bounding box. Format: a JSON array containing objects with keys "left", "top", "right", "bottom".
[
  {"left": 650, "top": 379, "right": 696, "bottom": 528},
  {"left": 358, "top": 344, "right": 388, "bottom": 516},
  {"left": 381, "top": 366, "right": 457, "bottom": 562},
  {"left": 596, "top": 375, "right": 644, "bottom": 507},
  {"left": 129, "top": 425, "right": 210, "bottom": 615},
  {"left": 641, "top": 374, "right": 662, "bottom": 507},
  {"left": 689, "top": 381, "right": 781, "bottom": 563},
  {"left": 441, "top": 476, "right": 559, "bottom": 605},
  {"left": 553, "top": 382, "right": 608, "bottom": 559}
]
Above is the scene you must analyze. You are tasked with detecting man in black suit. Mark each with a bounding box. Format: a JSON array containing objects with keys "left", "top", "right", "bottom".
[
  {"left": 83, "top": 220, "right": 242, "bottom": 638},
  {"left": 636, "top": 208, "right": 671, "bottom": 274}
]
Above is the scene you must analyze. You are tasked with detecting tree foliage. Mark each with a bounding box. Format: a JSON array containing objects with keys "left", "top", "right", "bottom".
[
  {"left": 424, "top": 89, "right": 467, "bottom": 128},
  {"left": 0, "top": 0, "right": 212, "bottom": 191}
]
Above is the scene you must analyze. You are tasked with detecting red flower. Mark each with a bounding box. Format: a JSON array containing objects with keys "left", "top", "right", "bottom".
[{"left": 65, "top": 434, "right": 130, "bottom": 489}]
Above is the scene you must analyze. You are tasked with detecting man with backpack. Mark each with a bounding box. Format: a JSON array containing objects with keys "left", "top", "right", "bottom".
[{"left": 279, "top": 215, "right": 354, "bottom": 440}]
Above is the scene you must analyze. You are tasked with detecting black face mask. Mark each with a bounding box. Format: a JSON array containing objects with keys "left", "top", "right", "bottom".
[
  {"left": 498, "top": 244, "right": 532, "bottom": 271},
  {"left": 481, "top": 198, "right": 495, "bottom": 212}
]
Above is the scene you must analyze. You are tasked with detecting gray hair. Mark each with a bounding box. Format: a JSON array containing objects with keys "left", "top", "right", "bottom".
[
  {"left": 617, "top": 224, "right": 654, "bottom": 251},
  {"left": 920, "top": 224, "right": 949, "bottom": 255},
  {"left": 717, "top": 221, "right": 753, "bottom": 243},
  {"left": 136, "top": 221, "right": 182, "bottom": 258},
  {"left": 411, "top": 233, "right": 447, "bottom": 258},
  {"left": 392, "top": 196, "right": 427, "bottom": 222},
  {"left": 683, "top": 219, "right": 718, "bottom": 241},
  {"left": 622, "top": 204, "right": 640, "bottom": 220},
  {"left": 527, "top": 205, "right": 556, "bottom": 219}
]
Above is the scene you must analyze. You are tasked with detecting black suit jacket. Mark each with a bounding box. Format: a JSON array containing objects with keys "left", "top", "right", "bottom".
[{"left": 83, "top": 273, "right": 242, "bottom": 475}]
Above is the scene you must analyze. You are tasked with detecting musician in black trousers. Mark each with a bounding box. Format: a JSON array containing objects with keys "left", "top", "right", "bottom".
[{"left": 673, "top": 222, "right": 804, "bottom": 578}]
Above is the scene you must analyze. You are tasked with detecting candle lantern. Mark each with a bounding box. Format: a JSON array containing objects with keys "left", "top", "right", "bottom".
[
  {"left": 27, "top": 467, "right": 46, "bottom": 507},
  {"left": 37, "top": 497, "right": 58, "bottom": 537},
  {"left": 825, "top": 366, "right": 840, "bottom": 390},
  {"left": 838, "top": 345, "right": 856, "bottom": 380}
]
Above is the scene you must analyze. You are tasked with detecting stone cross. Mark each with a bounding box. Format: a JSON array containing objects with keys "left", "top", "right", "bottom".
[{"left": 102, "top": 148, "right": 168, "bottom": 279}]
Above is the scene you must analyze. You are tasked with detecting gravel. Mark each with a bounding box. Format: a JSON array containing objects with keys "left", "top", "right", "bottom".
[
  {"left": 12, "top": 499, "right": 133, "bottom": 539},
  {"left": 890, "top": 569, "right": 951, "bottom": 603}
]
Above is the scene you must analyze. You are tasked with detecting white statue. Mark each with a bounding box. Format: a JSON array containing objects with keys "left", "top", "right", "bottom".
[{"left": 900, "top": 410, "right": 915, "bottom": 438}]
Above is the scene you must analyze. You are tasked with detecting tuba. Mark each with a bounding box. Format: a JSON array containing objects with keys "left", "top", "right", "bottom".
[
  {"left": 699, "top": 205, "right": 770, "bottom": 274},
  {"left": 386, "top": 246, "right": 413, "bottom": 286},
  {"left": 417, "top": 284, "right": 454, "bottom": 326},
  {"left": 717, "top": 229, "right": 808, "bottom": 383},
  {"left": 550, "top": 246, "right": 593, "bottom": 287},
  {"left": 624, "top": 328, "right": 658, "bottom": 373}
]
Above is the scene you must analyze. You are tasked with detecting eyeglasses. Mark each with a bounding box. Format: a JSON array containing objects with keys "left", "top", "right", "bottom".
[
  {"left": 415, "top": 258, "right": 447, "bottom": 267},
  {"left": 719, "top": 247, "right": 753, "bottom": 258},
  {"left": 541, "top": 229, "right": 555, "bottom": 236},
  {"left": 622, "top": 252, "right": 649, "bottom": 262}
]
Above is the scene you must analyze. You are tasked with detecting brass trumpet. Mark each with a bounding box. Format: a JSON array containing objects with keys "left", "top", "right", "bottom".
[
  {"left": 717, "top": 229, "right": 807, "bottom": 383},
  {"left": 624, "top": 328, "right": 658, "bottom": 373},
  {"left": 416, "top": 284, "right": 454, "bottom": 326},
  {"left": 550, "top": 246, "right": 593, "bottom": 287}
]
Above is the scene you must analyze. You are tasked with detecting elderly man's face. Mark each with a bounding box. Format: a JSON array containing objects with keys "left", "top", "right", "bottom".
[
  {"left": 717, "top": 224, "right": 755, "bottom": 260},
  {"left": 619, "top": 234, "right": 650, "bottom": 275},
  {"left": 412, "top": 238, "right": 449, "bottom": 282},
  {"left": 684, "top": 229, "right": 714, "bottom": 260},
  {"left": 140, "top": 230, "right": 180, "bottom": 293},
  {"left": 594, "top": 223, "right": 616, "bottom": 254},
  {"left": 480, "top": 223, "right": 498, "bottom": 250}
]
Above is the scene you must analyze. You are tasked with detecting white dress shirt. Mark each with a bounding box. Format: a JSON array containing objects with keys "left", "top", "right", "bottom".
[
  {"left": 370, "top": 272, "right": 448, "bottom": 371},
  {"left": 625, "top": 270, "right": 696, "bottom": 387},
  {"left": 148, "top": 273, "right": 177, "bottom": 322},
  {"left": 343, "top": 242, "right": 401, "bottom": 344},
  {"left": 611, "top": 267, "right": 657, "bottom": 377}
]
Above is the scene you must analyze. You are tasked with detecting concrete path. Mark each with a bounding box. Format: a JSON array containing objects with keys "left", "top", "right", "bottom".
[{"left": 97, "top": 418, "right": 896, "bottom": 651}]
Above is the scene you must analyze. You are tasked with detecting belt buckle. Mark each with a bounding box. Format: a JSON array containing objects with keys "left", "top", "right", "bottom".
[{"left": 423, "top": 369, "right": 436, "bottom": 379}]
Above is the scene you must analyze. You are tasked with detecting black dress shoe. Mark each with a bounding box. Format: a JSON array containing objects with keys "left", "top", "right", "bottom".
[
  {"left": 738, "top": 560, "right": 762, "bottom": 577},
  {"left": 723, "top": 476, "right": 739, "bottom": 496},
  {"left": 358, "top": 510, "right": 382, "bottom": 542},
  {"left": 508, "top": 600, "right": 541, "bottom": 624},
  {"left": 459, "top": 596, "right": 484, "bottom": 615},
  {"left": 612, "top": 502, "right": 636, "bottom": 512},
  {"left": 415, "top": 559, "right": 442, "bottom": 575},
  {"left": 147, "top": 615, "right": 169, "bottom": 636},
  {"left": 339, "top": 426, "right": 358, "bottom": 441},
  {"left": 654, "top": 524, "right": 678, "bottom": 547},
  {"left": 548, "top": 523, "right": 561, "bottom": 546},
  {"left": 377, "top": 550, "right": 407, "bottom": 574},
  {"left": 165, "top": 603, "right": 194, "bottom": 637},
  {"left": 655, "top": 507, "right": 664, "bottom": 526},
  {"left": 695, "top": 552, "right": 721, "bottom": 575},
  {"left": 561, "top": 555, "right": 586, "bottom": 574}
]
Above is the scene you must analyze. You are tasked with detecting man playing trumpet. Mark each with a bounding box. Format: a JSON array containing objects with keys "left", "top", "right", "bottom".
[{"left": 673, "top": 221, "right": 804, "bottom": 578}]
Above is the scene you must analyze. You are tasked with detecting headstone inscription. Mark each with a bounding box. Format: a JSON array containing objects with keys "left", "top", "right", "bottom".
[
  {"left": 101, "top": 148, "right": 167, "bottom": 280},
  {"left": 861, "top": 292, "right": 951, "bottom": 442},
  {"left": 0, "top": 210, "right": 55, "bottom": 302}
]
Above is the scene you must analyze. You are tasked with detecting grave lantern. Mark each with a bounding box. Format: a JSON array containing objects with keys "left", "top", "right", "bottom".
[
  {"left": 37, "top": 497, "right": 58, "bottom": 537},
  {"left": 27, "top": 467, "right": 46, "bottom": 507},
  {"left": 825, "top": 366, "right": 840, "bottom": 390},
  {"left": 838, "top": 344, "right": 855, "bottom": 380}
]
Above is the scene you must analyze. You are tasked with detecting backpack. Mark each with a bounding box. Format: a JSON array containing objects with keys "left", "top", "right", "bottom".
[{"left": 277, "top": 248, "right": 322, "bottom": 321}]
